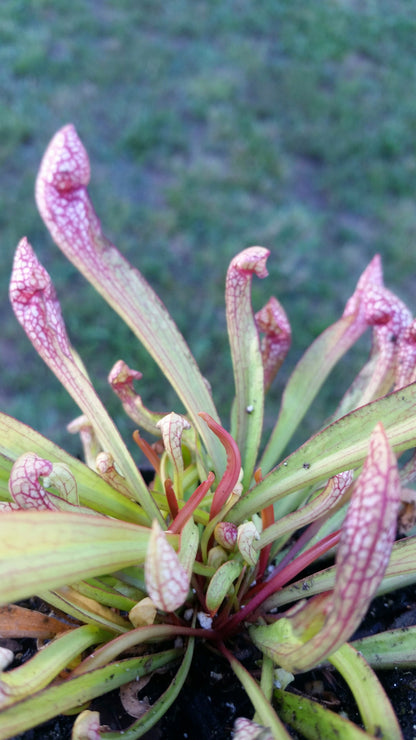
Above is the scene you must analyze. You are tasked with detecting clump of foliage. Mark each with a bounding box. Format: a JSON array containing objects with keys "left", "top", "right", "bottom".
[{"left": 1, "top": 126, "right": 416, "bottom": 739}]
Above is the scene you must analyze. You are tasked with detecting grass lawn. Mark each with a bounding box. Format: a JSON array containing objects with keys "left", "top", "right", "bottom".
[{"left": 1, "top": 1, "right": 416, "bottom": 458}]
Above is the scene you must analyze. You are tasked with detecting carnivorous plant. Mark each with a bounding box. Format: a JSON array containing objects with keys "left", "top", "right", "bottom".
[{"left": 1, "top": 125, "right": 416, "bottom": 739}]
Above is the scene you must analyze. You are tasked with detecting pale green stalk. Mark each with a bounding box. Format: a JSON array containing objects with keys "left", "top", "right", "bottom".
[
  {"left": 0, "top": 625, "right": 111, "bottom": 706},
  {"left": 101, "top": 632, "right": 195, "bottom": 739},
  {"left": 0, "top": 650, "right": 181, "bottom": 740},
  {"left": 274, "top": 688, "right": 373, "bottom": 739},
  {"left": 352, "top": 626, "right": 416, "bottom": 669},
  {"left": 329, "top": 643, "right": 403, "bottom": 740},
  {"left": 226, "top": 247, "right": 267, "bottom": 489},
  {"left": 224, "top": 647, "right": 292, "bottom": 740},
  {"left": 229, "top": 381, "right": 416, "bottom": 523}
]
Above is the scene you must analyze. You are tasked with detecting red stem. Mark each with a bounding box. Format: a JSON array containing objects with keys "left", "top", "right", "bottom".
[
  {"left": 133, "top": 430, "right": 161, "bottom": 474},
  {"left": 248, "top": 515, "right": 328, "bottom": 599},
  {"left": 169, "top": 472, "right": 215, "bottom": 534},
  {"left": 257, "top": 504, "right": 274, "bottom": 581},
  {"left": 164, "top": 478, "right": 179, "bottom": 519},
  {"left": 73, "top": 623, "right": 219, "bottom": 675},
  {"left": 198, "top": 412, "right": 241, "bottom": 520},
  {"left": 217, "top": 529, "right": 340, "bottom": 639}
]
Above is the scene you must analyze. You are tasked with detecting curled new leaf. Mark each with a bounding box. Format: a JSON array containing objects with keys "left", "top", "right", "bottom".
[
  {"left": 205, "top": 559, "right": 242, "bottom": 616},
  {"left": 199, "top": 412, "right": 242, "bottom": 519},
  {"left": 9, "top": 453, "right": 78, "bottom": 511},
  {"left": 67, "top": 415, "right": 101, "bottom": 470},
  {"left": 108, "top": 360, "right": 165, "bottom": 435},
  {"left": 177, "top": 517, "right": 200, "bottom": 581},
  {"left": 157, "top": 412, "right": 191, "bottom": 502},
  {"left": 95, "top": 452, "right": 134, "bottom": 500}
]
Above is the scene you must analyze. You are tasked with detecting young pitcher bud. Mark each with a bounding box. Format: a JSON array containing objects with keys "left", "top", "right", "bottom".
[
  {"left": 205, "top": 559, "right": 243, "bottom": 616},
  {"left": 129, "top": 597, "right": 157, "bottom": 627},
  {"left": 207, "top": 545, "right": 229, "bottom": 569},
  {"left": 72, "top": 710, "right": 102, "bottom": 740},
  {"left": 145, "top": 520, "right": 189, "bottom": 612},
  {"left": 214, "top": 522, "right": 238, "bottom": 550},
  {"left": 233, "top": 717, "right": 274, "bottom": 740},
  {"left": 237, "top": 521, "right": 260, "bottom": 566}
]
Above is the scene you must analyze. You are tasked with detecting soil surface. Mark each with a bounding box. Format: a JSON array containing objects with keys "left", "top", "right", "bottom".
[{"left": 3, "top": 585, "right": 416, "bottom": 740}]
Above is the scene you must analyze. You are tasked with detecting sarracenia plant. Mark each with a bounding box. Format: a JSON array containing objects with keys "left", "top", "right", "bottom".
[{"left": 1, "top": 125, "right": 416, "bottom": 739}]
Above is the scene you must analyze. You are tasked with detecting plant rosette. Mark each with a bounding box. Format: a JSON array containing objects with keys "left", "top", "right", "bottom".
[{"left": 1, "top": 125, "right": 416, "bottom": 739}]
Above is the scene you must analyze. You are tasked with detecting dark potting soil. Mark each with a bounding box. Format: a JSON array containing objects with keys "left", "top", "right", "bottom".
[{"left": 4, "top": 585, "right": 416, "bottom": 740}]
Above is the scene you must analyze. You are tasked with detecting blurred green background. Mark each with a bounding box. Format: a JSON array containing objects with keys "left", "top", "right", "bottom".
[{"left": 1, "top": 1, "right": 416, "bottom": 459}]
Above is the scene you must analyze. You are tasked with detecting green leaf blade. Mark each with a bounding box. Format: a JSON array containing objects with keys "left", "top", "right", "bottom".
[
  {"left": 0, "top": 413, "right": 147, "bottom": 524},
  {"left": 0, "top": 650, "right": 181, "bottom": 740},
  {"left": 0, "top": 511, "right": 157, "bottom": 605},
  {"left": 274, "top": 688, "right": 371, "bottom": 740},
  {"left": 226, "top": 247, "right": 269, "bottom": 489},
  {"left": 229, "top": 382, "right": 416, "bottom": 524}
]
